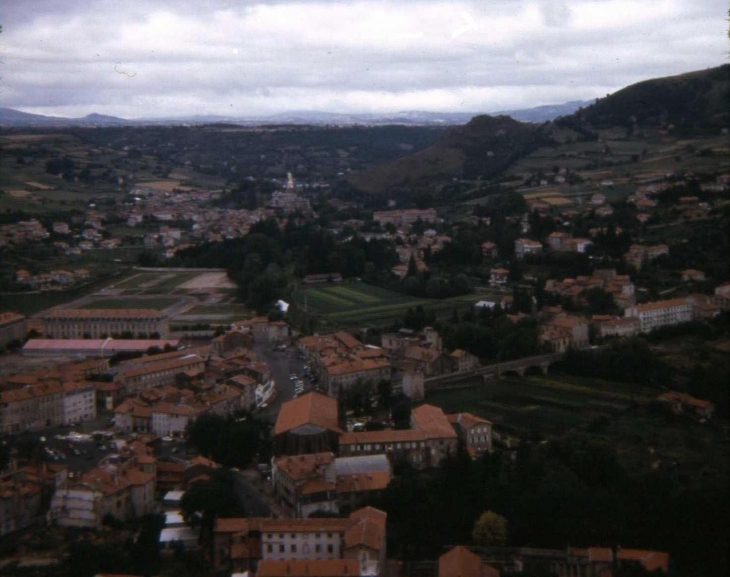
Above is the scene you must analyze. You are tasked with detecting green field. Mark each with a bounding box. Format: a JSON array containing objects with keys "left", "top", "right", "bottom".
[
  {"left": 426, "top": 374, "right": 658, "bottom": 437},
  {"left": 299, "top": 281, "right": 491, "bottom": 329},
  {"left": 110, "top": 271, "right": 202, "bottom": 293},
  {"left": 181, "top": 303, "right": 250, "bottom": 318},
  {"left": 79, "top": 296, "right": 181, "bottom": 310}
]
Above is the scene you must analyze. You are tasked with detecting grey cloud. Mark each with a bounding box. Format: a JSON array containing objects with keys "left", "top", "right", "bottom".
[{"left": 2, "top": 0, "right": 728, "bottom": 117}]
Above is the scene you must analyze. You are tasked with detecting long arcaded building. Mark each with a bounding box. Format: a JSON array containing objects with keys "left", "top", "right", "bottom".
[{"left": 43, "top": 309, "right": 169, "bottom": 339}]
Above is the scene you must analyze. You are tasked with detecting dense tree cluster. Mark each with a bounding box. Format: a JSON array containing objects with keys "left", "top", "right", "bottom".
[
  {"left": 372, "top": 433, "right": 728, "bottom": 576},
  {"left": 438, "top": 308, "right": 542, "bottom": 361},
  {"left": 170, "top": 218, "right": 399, "bottom": 312},
  {"left": 185, "top": 412, "right": 271, "bottom": 468}
]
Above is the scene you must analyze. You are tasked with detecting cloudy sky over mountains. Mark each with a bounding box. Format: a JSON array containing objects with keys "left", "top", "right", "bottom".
[{"left": 2, "top": 0, "right": 727, "bottom": 118}]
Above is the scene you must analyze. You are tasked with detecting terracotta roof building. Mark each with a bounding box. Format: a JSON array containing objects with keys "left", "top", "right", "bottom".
[
  {"left": 447, "top": 412, "right": 493, "bottom": 456},
  {"left": 439, "top": 546, "right": 499, "bottom": 577},
  {"left": 273, "top": 392, "right": 342, "bottom": 456},
  {"left": 213, "top": 507, "right": 387, "bottom": 575}
]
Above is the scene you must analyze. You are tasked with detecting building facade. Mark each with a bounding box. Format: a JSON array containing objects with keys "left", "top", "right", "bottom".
[
  {"left": 624, "top": 298, "right": 693, "bottom": 333},
  {"left": 43, "top": 309, "right": 169, "bottom": 339}
]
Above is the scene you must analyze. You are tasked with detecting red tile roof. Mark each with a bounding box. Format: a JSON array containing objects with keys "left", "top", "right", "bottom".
[
  {"left": 439, "top": 546, "right": 499, "bottom": 577},
  {"left": 273, "top": 391, "right": 341, "bottom": 436},
  {"left": 339, "top": 429, "right": 427, "bottom": 446},
  {"left": 257, "top": 559, "right": 359, "bottom": 577},
  {"left": 44, "top": 308, "right": 166, "bottom": 319},
  {"left": 411, "top": 404, "right": 458, "bottom": 439},
  {"left": 273, "top": 452, "right": 335, "bottom": 482},
  {"left": 447, "top": 412, "right": 492, "bottom": 430},
  {"left": 345, "top": 506, "right": 387, "bottom": 552}
]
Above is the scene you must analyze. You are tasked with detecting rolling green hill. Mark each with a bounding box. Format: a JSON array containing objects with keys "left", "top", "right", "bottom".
[
  {"left": 559, "top": 64, "right": 730, "bottom": 132},
  {"left": 349, "top": 114, "right": 553, "bottom": 194}
]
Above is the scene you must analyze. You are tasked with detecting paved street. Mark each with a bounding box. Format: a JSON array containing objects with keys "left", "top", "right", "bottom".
[
  {"left": 254, "top": 343, "right": 311, "bottom": 421},
  {"left": 232, "top": 469, "right": 274, "bottom": 517}
]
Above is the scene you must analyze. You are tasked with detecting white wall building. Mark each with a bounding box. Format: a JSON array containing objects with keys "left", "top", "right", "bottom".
[
  {"left": 62, "top": 382, "right": 97, "bottom": 426},
  {"left": 624, "top": 297, "right": 694, "bottom": 333}
]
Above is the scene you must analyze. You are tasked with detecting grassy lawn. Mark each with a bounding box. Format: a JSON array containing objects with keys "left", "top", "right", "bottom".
[
  {"left": 299, "top": 281, "right": 491, "bottom": 329},
  {"left": 78, "top": 296, "right": 181, "bottom": 310}
]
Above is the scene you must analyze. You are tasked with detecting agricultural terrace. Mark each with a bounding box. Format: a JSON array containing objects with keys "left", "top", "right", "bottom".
[
  {"left": 299, "top": 281, "right": 494, "bottom": 329},
  {"left": 426, "top": 373, "right": 657, "bottom": 438}
]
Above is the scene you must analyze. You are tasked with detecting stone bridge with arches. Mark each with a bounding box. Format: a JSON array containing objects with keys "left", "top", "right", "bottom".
[{"left": 424, "top": 352, "right": 564, "bottom": 390}]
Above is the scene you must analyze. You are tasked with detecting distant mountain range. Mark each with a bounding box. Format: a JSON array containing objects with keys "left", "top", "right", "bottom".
[{"left": 0, "top": 100, "right": 591, "bottom": 128}]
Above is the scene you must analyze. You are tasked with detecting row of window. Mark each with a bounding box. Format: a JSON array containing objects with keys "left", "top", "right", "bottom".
[{"left": 266, "top": 543, "right": 334, "bottom": 554}]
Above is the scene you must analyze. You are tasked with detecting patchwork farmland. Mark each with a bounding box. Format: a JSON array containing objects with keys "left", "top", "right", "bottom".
[{"left": 426, "top": 374, "right": 658, "bottom": 438}]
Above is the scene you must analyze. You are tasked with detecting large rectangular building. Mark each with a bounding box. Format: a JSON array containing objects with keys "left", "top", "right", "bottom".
[
  {"left": 43, "top": 309, "right": 169, "bottom": 339},
  {"left": 624, "top": 297, "right": 693, "bottom": 333},
  {"left": 0, "top": 382, "right": 64, "bottom": 433}
]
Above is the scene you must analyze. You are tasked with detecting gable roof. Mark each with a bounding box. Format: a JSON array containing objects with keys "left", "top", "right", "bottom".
[
  {"left": 438, "top": 546, "right": 499, "bottom": 577},
  {"left": 274, "top": 391, "right": 341, "bottom": 436},
  {"left": 411, "top": 404, "right": 457, "bottom": 439},
  {"left": 447, "top": 412, "right": 492, "bottom": 430}
]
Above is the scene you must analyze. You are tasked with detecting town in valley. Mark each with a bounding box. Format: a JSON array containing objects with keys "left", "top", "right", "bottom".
[{"left": 0, "top": 8, "right": 728, "bottom": 577}]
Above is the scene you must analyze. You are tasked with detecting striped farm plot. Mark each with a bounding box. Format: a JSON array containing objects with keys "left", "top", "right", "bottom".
[{"left": 301, "top": 282, "right": 482, "bottom": 329}]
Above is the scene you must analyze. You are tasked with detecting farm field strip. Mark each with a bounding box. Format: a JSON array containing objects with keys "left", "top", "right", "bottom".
[{"left": 425, "top": 373, "right": 659, "bottom": 436}]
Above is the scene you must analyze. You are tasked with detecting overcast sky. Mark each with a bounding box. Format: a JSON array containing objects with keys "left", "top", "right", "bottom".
[{"left": 1, "top": 0, "right": 727, "bottom": 118}]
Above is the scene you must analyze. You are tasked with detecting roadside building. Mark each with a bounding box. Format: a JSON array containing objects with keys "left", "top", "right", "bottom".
[
  {"left": 62, "top": 381, "right": 97, "bottom": 425},
  {"left": 542, "top": 315, "right": 590, "bottom": 349},
  {"left": 0, "top": 382, "right": 64, "bottom": 434},
  {"left": 449, "top": 349, "right": 480, "bottom": 372}
]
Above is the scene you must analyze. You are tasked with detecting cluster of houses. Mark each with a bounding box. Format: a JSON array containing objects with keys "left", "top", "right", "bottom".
[
  {"left": 15, "top": 268, "right": 89, "bottom": 292},
  {"left": 298, "top": 332, "right": 392, "bottom": 397},
  {"left": 0, "top": 219, "right": 49, "bottom": 246},
  {"left": 270, "top": 391, "right": 492, "bottom": 519}
]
